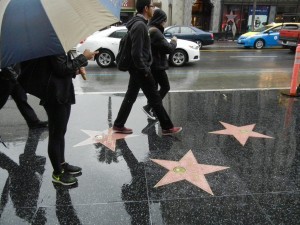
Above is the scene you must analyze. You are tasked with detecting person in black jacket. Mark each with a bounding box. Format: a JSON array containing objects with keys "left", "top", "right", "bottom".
[
  {"left": 113, "top": 0, "right": 182, "bottom": 136},
  {"left": 0, "top": 65, "right": 48, "bottom": 129},
  {"left": 40, "top": 50, "right": 97, "bottom": 186},
  {"left": 142, "top": 8, "right": 177, "bottom": 120}
]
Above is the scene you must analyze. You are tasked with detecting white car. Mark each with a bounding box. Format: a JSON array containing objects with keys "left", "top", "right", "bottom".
[{"left": 76, "top": 26, "right": 200, "bottom": 67}]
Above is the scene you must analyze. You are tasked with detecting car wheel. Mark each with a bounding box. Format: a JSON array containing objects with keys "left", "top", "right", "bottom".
[
  {"left": 254, "top": 39, "right": 264, "bottom": 49},
  {"left": 170, "top": 49, "right": 187, "bottom": 67},
  {"left": 290, "top": 47, "right": 296, "bottom": 53},
  {"left": 196, "top": 40, "right": 202, "bottom": 49},
  {"left": 95, "top": 49, "right": 114, "bottom": 67}
]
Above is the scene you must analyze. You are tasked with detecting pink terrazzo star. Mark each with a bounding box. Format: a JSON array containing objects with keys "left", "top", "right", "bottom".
[
  {"left": 151, "top": 150, "right": 229, "bottom": 195},
  {"left": 209, "top": 121, "right": 273, "bottom": 146},
  {"left": 74, "top": 129, "right": 138, "bottom": 152}
]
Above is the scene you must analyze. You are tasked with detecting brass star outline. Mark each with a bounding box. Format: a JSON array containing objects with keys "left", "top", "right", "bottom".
[
  {"left": 74, "top": 129, "right": 138, "bottom": 152},
  {"left": 151, "top": 150, "right": 229, "bottom": 195},
  {"left": 209, "top": 121, "right": 273, "bottom": 146}
]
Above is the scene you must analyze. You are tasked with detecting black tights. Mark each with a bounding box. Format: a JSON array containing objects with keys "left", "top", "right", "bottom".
[{"left": 44, "top": 104, "right": 71, "bottom": 174}]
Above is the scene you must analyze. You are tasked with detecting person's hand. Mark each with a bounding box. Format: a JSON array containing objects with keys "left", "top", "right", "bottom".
[
  {"left": 83, "top": 49, "right": 98, "bottom": 60},
  {"left": 171, "top": 36, "right": 177, "bottom": 42}
]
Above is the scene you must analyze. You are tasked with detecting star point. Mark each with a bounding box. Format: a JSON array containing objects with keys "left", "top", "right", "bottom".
[
  {"left": 74, "top": 128, "right": 138, "bottom": 151},
  {"left": 151, "top": 150, "right": 229, "bottom": 195},
  {"left": 209, "top": 121, "right": 273, "bottom": 146},
  {"left": 226, "top": 11, "right": 237, "bottom": 23}
]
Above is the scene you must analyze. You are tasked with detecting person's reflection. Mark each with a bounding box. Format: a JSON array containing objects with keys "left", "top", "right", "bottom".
[
  {"left": 119, "top": 139, "right": 150, "bottom": 225},
  {"left": 142, "top": 119, "right": 175, "bottom": 152},
  {"left": 119, "top": 126, "right": 174, "bottom": 225},
  {"left": 53, "top": 183, "right": 82, "bottom": 225},
  {"left": 0, "top": 128, "right": 47, "bottom": 223}
]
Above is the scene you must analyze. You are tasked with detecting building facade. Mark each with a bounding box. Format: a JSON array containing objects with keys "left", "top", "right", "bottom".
[{"left": 121, "top": 0, "right": 300, "bottom": 37}]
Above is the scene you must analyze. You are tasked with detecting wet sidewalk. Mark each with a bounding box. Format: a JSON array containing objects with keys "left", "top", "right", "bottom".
[{"left": 0, "top": 89, "right": 299, "bottom": 224}]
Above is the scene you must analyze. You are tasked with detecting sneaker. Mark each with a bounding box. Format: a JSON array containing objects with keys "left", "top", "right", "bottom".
[
  {"left": 112, "top": 126, "right": 133, "bottom": 134},
  {"left": 142, "top": 106, "right": 157, "bottom": 120},
  {"left": 162, "top": 127, "right": 182, "bottom": 136},
  {"left": 62, "top": 162, "right": 82, "bottom": 175},
  {"left": 28, "top": 120, "right": 48, "bottom": 129},
  {"left": 52, "top": 171, "right": 77, "bottom": 186}
]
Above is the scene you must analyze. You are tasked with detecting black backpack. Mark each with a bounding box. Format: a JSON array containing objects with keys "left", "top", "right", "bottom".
[{"left": 116, "top": 32, "right": 132, "bottom": 71}]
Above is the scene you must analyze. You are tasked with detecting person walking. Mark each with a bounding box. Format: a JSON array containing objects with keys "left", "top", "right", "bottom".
[
  {"left": 113, "top": 0, "right": 182, "bottom": 136},
  {"left": 142, "top": 8, "right": 177, "bottom": 121},
  {"left": 0, "top": 64, "right": 48, "bottom": 129}
]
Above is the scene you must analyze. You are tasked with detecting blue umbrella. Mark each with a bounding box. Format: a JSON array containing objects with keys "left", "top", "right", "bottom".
[{"left": 0, "top": 0, "right": 122, "bottom": 68}]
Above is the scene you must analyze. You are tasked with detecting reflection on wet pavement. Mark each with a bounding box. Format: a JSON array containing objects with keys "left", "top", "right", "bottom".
[{"left": 0, "top": 90, "right": 299, "bottom": 224}]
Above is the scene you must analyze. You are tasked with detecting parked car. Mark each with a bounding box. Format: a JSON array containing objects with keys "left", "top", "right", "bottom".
[
  {"left": 237, "top": 23, "right": 299, "bottom": 49},
  {"left": 163, "top": 25, "right": 214, "bottom": 49},
  {"left": 279, "top": 23, "right": 300, "bottom": 52},
  {"left": 76, "top": 26, "right": 200, "bottom": 67}
]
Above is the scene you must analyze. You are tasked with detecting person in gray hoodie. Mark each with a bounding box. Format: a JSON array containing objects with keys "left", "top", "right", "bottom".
[
  {"left": 112, "top": 0, "right": 182, "bottom": 135},
  {"left": 142, "top": 8, "right": 177, "bottom": 120}
]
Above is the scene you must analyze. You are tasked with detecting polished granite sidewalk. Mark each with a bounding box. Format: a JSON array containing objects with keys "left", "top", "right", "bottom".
[{"left": 0, "top": 89, "right": 299, "bottom": 225}]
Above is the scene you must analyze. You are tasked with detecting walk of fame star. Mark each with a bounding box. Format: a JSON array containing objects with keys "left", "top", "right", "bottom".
[
  {"left": 151, "top": 150, "right": 229, "bottom": 195},
  {"left": 74, "top": 129, "right": 138, "bottom": 152},
  {"left": 209, "top": 121, "right": 273, "bottom": 146}
]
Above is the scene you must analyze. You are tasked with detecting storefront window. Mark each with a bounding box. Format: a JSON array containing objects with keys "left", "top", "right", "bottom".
[
  {"left": 248, "top": 6, "right": 270, "bottom": 31},
  {"left": 221, "top": 5, "right": 241, "bottom": 39},
  {"left": 275, "top": 6, "right": 299, "bottom": 22}
]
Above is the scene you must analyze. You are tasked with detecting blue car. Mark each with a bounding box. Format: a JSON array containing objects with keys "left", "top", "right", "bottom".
[{"left": 237, "top": 23, "right": 284, "bottom": 49}]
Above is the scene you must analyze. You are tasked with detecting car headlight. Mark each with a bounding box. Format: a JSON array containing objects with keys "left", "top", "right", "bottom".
[{"left": 189, "top": 45, "right": 199, "bottom": 50}]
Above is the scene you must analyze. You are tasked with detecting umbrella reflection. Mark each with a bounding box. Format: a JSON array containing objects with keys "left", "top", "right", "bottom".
[{"left": 0, "top": 128, "right": 47, "bottom": 223}]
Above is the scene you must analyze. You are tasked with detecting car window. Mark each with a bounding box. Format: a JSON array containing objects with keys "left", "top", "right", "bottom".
[
  {"left": 109, "top": 29, "right": 127, "bottom": 39},
  {"left": 166, "top": 27, "right": 180, "bottom": 34},
  {"left": 255, "top": 25, "right": 274, "bottom": 32},
  {"left": 271, "top": 26, "right": 282, "bottom": 32},
  {"left": 282, "top": 24, "right": 300, "bottom": 30},
  {"left": 180, "top": 27, "right": 195, "bottom": 34}
]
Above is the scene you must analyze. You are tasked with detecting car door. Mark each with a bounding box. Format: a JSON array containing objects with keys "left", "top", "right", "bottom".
[
  {"left": 265, "top": 25, "right": 282, "bottom": 46},
  {"left": 178, "top": 26, "right": 196, "bottom": 42},
  {"left": 164, "top": 26, "right": 180, "bottom": 38},
  {"left": 108, "top": 29, "right": 127, "bottom": 56}
]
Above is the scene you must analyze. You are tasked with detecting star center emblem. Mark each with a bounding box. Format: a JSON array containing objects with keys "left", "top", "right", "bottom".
[
  {"left": 151, "top": 150, "right": 229, "bottom": 195},
  {"left": 209, "top": 121, "right": 273, "bottom": 146}
]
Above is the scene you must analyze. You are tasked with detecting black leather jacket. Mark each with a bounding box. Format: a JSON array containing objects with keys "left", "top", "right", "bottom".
[
  {"left": 19, "top": 53, "right": 87, "bottom": 105},
  {"left": 43, "top": 53, "right": 88, "bottom": 105}
]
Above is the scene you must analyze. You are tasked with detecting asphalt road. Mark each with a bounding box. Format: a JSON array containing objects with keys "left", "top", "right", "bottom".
[{"left": 74, "top": 48, "right": 295, "bottom": 93}]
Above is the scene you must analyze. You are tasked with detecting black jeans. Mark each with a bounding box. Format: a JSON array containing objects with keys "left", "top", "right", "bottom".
[
  {"left": 147, "top": 69, "right": 170, "bottom": 105},
  {"left": 0, "top": 79, "right": 39, "bottom": 124},
  {"left": 114, "top": 69, "right": 173, "bottom": 130},
  {"left": 43, "top": 103, "right": 71, "bottom": 174}
]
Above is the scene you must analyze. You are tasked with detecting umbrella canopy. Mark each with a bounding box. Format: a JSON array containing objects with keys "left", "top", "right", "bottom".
[{"left": 0, "top": 0, "right": 122, "bottom": 68}]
